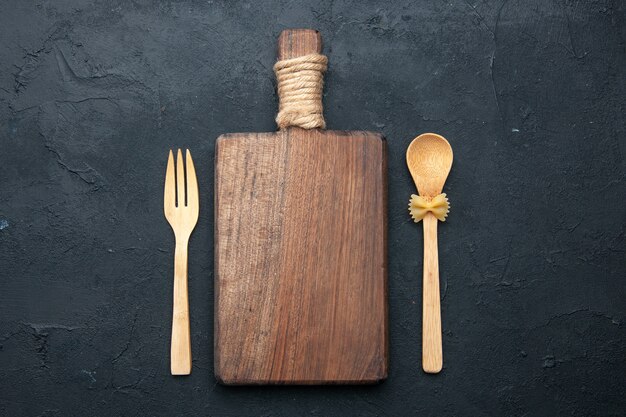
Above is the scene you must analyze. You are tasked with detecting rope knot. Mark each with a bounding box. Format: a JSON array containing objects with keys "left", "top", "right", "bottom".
[
  {"left": 274, "top": 53, "right": 328, "bottom": 130},
  {"left": 409, "top": 193, "right": 450, "bottom": 222}
]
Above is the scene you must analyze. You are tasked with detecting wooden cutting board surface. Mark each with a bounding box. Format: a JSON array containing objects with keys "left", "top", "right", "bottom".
[{"left": 214, "top": 29, "right": 388, "bottom": 385}]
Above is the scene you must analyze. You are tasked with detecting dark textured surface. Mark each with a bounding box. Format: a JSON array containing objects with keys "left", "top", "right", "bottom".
[{"left": 0, "top": 0, "right": 624, "bottom": 415}]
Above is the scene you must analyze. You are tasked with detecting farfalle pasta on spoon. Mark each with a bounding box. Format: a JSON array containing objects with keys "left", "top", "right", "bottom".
[{"left": 409, "top": 193, "right": 450, "bottom": 222}]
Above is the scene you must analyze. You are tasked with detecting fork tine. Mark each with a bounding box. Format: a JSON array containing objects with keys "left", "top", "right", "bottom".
[
  {"left": 176, "top": 149, "right": 185, "bottom": 207},
  {"left": 164, "top": 149, "right": 175, "bottom": 215},
  {"left": 185, "top": 149, "right": 199, "bottom": 212}
]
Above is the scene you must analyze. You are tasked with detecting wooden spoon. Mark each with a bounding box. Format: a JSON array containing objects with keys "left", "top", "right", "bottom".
[{"left": 406, "top": 133, "right": 453, "bottom": 373}]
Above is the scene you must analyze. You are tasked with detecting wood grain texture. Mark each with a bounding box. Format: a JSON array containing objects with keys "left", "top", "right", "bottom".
[
  {"left": 277, "top": 29, "right": 322, "bottom": 60},
  {"left": 214, "top": 129, "right": 388, "bottom": 384}
]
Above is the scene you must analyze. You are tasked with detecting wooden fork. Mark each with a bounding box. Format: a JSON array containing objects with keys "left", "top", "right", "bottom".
[{"left": 164, "top": 149, "right": 199, "bottom": 375}]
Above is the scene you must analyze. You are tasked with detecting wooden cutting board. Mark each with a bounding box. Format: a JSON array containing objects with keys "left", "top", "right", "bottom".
[{"left": 214, "top": 29, "right": 388, "bottom": 385}]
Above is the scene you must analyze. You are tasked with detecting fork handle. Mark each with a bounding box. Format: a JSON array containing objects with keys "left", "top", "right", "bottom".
[
  {"left": 422, "top": 212, "right": 442, "bottom": 373},
  {"left": 171, "top": 240, "right": 191, "bottom": 375}
]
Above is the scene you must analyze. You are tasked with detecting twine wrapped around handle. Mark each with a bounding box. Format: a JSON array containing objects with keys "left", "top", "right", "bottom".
[{"left": 274, "top": 53, "right": 328, "bottom": 130}]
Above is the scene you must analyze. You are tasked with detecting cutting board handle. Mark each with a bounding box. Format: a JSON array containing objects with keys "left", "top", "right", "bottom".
[
  {"left": 275, "top": 29, "right": 327, "bottom": 130},
  {"left": 277, "top": 29, "right": 322, "bottom": 60}
]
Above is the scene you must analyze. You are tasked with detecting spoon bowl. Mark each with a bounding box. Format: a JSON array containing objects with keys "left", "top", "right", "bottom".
[{"left": 406, "top": 133, "right": 453, "bottom": 197}]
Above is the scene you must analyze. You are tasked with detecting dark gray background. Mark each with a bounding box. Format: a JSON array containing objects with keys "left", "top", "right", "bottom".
[{"left": 1, "top": 0, "right": 625, "bottom": 416}]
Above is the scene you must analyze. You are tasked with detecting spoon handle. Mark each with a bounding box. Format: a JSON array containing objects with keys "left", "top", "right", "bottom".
[{"left": 422, "top": 212, "right": 443, "bottom": 373}]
